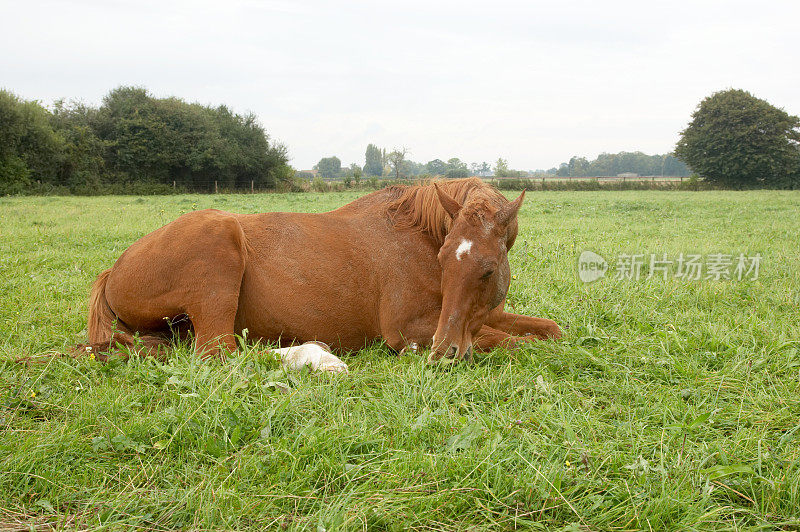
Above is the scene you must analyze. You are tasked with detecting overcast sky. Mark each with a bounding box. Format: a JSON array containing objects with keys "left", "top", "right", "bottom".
[{"left": 2, "top": 0, "right": 798, "bottom": 170}]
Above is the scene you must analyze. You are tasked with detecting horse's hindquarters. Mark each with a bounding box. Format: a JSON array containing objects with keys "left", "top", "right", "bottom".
[{"left": 104, "top": 209, "right": 248, "bottom": 357}]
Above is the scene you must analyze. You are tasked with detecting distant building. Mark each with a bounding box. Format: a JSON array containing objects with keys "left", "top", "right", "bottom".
[{"left": 296, "top": 169, "right": 318, "bottom": 180}]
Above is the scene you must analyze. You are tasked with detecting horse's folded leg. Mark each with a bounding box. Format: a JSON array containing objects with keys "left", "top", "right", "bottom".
[
  {"left": 473, "top": 325, "right": 517, "bottom": 352},
  {"left": 189, "top": 305, "right": 239, "bottom": 361},
  {"left": 195, "top": 334, "right": 236, "bottom": 361},
  {"left": 486, "top": 312, "right": 563, "bottom": 340},
  {"left": 74, "top": 333, "right": 171, "bottom": 362},
  {"left": 277, "top": 342, "right": 349, "bottom": 374},
  {"left": 131, "top": 336, "right": 172, "bottom": 361}
]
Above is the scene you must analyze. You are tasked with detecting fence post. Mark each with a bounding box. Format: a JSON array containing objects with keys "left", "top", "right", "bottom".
[
  {"left": 251, "top": 180, "right": 254, "bottom": 193},
  {"left": 173, "top": 180, "right": 176, "bottom": 190},
  {"left": 214, "top": 180, "right": 218, "bottom": 194}
]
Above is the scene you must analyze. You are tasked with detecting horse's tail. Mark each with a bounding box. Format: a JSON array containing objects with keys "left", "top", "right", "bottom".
[{"left": 88, "top": 268, "right": 124, "bottom": 344}]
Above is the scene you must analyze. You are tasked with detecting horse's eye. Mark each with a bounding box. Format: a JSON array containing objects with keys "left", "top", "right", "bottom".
[{"left": 481, "top": 269, "right": 495, "bottom": 280}]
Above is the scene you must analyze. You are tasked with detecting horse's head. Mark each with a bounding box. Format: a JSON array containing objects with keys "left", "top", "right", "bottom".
[{"left": 431, "top": 184, "right": 525, "bottom": 362}]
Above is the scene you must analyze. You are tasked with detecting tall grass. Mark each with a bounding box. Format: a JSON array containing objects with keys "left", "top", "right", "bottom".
[{"left": 1, "top": 191, "right": 799, "bottom": 530}]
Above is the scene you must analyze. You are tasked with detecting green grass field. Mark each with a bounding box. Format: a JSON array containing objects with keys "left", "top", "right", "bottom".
[{"left": 2, "top": 190, "right": 800, "bottom": 531}]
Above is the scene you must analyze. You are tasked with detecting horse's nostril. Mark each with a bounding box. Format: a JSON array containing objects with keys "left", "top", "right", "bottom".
[
  {"left": 463, "top": 346, "right": 474, "bottom": 362},
  {"left": 446, "top": 346, "right": 458, "bottom": 359}
]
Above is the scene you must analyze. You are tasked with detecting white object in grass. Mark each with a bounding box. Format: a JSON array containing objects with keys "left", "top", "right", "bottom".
[{"left": 276, "top": 341, "right": 348, "bottom": 374}]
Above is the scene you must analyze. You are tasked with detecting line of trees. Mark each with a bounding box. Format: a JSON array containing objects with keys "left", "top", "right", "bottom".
[
  {"left": 309, "top": 145, "right": 689, "bottom": 182},
  {"left": 542, "top": 152, "right": 690, "bottom": 178},
  {"left": 6, "top": 86, "right": 796, "bottom": 194},
  {"left": 312, "top": 145, "right": 497, "bottom": 181},
  {"left": 0, "top": 87, "right": 292, "bottom": 195}
]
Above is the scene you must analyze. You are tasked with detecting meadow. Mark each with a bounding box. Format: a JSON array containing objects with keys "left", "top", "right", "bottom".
[{"left": 1, "top": 190, "right": 799, "bottom": 531}]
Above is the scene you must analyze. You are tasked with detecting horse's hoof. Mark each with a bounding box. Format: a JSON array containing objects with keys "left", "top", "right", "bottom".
[
  {"left": 462, "top": 346, "right": 474, "bottom": 362},
  {"left": 302, "top": 340, "right": 332, "bottom": 352},
  {"left": 319, "top": 357, "right": 349, "bottom": 374},
  {"left": 281, "top": 343, "right": 349, "bottom": 374}
]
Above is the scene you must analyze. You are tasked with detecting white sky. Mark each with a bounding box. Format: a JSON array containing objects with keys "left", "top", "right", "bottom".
[{"left": 2, "top": 0, "right": 798, "bottom": 170}]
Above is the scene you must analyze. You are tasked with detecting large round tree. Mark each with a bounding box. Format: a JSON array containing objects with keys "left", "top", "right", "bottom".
[{"left": 675, "top": 89, "right": 800, "bottom": 188}]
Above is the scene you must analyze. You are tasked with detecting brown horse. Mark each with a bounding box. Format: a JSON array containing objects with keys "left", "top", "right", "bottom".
[{"left": 86, "top": 177, "right": 561, "bottom": 362}]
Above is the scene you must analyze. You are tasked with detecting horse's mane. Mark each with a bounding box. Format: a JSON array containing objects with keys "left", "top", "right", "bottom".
[{"left": 386, "top": 177, "right": 507, "bottom": 245}]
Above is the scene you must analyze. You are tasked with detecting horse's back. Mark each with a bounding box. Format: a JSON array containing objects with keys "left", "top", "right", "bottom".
[{"left": 234, "top": 210, "right": 384, "bottom": 349}]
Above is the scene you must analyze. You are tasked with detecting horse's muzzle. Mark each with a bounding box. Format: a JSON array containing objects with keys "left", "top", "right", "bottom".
[{"left": 430, "top": 339, "right": 473, "bottom": 363}]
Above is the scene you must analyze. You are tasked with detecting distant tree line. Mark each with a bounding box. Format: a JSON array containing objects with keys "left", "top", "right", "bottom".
[
  {"left": 0, "top": 87, "right": 291, "bottom": 195},
  {"left": 8, "top": 85, "right": 792, "bottom": 194},
  {"left": 310, "top": 146, "right": 689, "bottom": 183},
  {"left": 306, "top": 145, "right": 479, "bottom": 181},
  {"left": 541, "top": 152, "right": 690, "bottom": 178},
  {"left": 312, "top": 145, "right": 495, "bottom": 181}
]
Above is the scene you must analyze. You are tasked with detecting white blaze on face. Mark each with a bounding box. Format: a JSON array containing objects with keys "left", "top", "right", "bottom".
[{"left": 455, "top": 239, "right": 473, "bottom": 261}]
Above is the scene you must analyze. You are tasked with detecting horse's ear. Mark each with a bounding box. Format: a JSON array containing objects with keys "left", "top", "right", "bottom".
[
  {"left": 496, "top": 189, "right": 526, "bottom": 226},
  {"left": 434, "top": 183, "right": 462, "bottom": 219}
]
